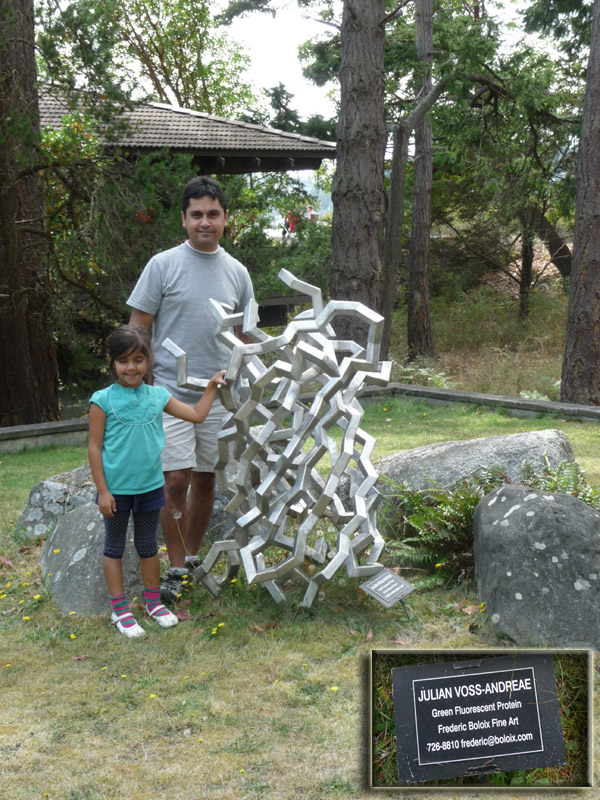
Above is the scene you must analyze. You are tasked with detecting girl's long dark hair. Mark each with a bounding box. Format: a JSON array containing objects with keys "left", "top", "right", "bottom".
[{"left": 105, "top": 325, "right": 152, "bottom": 381}]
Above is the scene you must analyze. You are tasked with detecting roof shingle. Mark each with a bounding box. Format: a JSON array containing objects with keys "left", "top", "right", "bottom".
[{"left": 39, "top": 93, "right": 336, "bottom": 173}]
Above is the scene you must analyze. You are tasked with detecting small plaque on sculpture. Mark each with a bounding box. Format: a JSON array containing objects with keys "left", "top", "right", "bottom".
[{"left": 360, "top": 570, "right": 414, "bottom": 608}]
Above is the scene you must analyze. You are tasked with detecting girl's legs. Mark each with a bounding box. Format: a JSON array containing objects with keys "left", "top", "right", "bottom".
[
  {"left": 134, "top": 511, "right": 178, "bottom": 629},
  {"left": 139, "top": 552, "right": 161, "bottom": 588},
  {"left": 103, "top": 510, "right": 145, "bottom": 637}
]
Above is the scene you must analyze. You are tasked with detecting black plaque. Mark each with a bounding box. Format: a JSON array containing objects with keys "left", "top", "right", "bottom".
[{"left": 391, "top": 654, "right": 566, "bottom": 784}]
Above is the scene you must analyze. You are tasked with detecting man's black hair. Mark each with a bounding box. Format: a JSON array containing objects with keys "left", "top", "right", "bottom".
[{"left": 181, "top": 176, "right": 227, "bottom": 214}]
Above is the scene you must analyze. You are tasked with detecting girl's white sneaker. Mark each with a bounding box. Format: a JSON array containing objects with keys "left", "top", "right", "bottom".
[
  {"left": 147, "top": 603, "right": 178, "bottom": 628},
  {"left": 111, "top": 612, "right": 146, "bottom": 638}
]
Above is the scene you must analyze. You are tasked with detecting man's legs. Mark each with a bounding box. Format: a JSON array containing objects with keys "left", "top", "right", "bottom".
[
  {"left": 160, "top": 405, "right": 224, "bottom": 603},
  {"left": 161, "top": 469, "right": 215, "bottom": 566},
  {"left": 185, "top": 470, "right": 216, "bottom": 553},
  {"left": 160, "top": 469, "right": 217, "bottom": 603},
  {"left": 161, "top": 468, "right": 192, "bottom": 569}
]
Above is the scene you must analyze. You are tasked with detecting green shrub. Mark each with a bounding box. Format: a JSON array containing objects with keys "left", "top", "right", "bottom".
[
  {"left": 379, "top": 459, "right": 600, "bottom": 587},
  {"left": 392, "top": 357, "right": 453, "bottom": 388},
  {"left": 379, "top": 467, "right": 507, "bottom": 587},
  {"left": 521, "top": 456, "right": 600, "bottom": 509}
]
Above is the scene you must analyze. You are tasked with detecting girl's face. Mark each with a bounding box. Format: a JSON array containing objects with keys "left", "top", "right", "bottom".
[{"left": 113, "top": 347, "right": 149, "bottom": 388}]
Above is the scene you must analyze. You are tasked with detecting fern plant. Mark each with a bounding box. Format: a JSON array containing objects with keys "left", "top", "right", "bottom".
[
  {"left": 392, "top": 357, "right": 452, "bottom": 388},
  {"left": 378, "top": 459, "right": 599, "bottom": 588},
  {"left": 378, "top": 467, "right": 507, "bottom": 587},
  {"left": 521, "top": 456, "right": 600, "bottom": 509}
]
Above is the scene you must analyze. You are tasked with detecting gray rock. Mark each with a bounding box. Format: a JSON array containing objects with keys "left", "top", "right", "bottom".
[
  {"left": 18, "top": 462, "right": 234, "bottom": 543},
  {"left": 376, "top": 429, "right": 574, "bottom": 491},
  {"left": 473, "top": 484, "right": 600, "bottom": 649},
  {"left": 39, "top": 503, "right": 144, "bottom": 616},
  {"left": 17, "top": 464, "right": 96, "bottom": 539}
]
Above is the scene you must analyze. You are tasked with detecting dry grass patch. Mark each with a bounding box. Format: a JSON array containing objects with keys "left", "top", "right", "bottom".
[
  {"left": 1, "top": 553, "right": 598, "bottom": 799},
  {"left": 438, "top": 343, "right": 563, "bottom": 399},
  {"left": 1, "top": 609, "right": 366, "bottom": 798},
  {"left": 2, "top": 394, "right": 599, "bottom": 799}
]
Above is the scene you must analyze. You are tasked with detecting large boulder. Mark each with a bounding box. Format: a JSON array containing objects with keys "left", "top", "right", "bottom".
[
  {"left": 473, "top": 484, "right": 600, "bottom": 649},
  {"left": 376, "top": 429, "right": 574, "bottom": 491},
  {"left": 39, "top": 504, "right": 144, "bottom": 616},
  {"left": 27, "top": 462, "right": 236, "bottom": 616},
  {"left": 18, "top": 463, "right": 235, "bottom": 543},
  {"left": 17, "top": 465, "right": 95, "bottom": 539}
]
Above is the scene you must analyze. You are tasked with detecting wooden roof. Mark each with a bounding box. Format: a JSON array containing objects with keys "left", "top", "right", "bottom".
[{"left": 39, "top": 92, "right": 336, "bottom": 174}]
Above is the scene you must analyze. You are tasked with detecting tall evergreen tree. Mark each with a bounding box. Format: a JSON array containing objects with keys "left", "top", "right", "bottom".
[
  {"left": 561, "top": 0, "right": 600, "bottom": 403},
  {"left": 329, "top": 0, "right": 387, "bottom": 343},
  {"left": 0, "top": 0, "right": 59, "bottom": 425},
  {"left": 406, "top": 0, "right": 436, "bottom": 359}
]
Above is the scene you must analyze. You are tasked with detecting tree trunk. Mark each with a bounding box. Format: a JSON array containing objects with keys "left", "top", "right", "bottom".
[
  {"left": 0, "top": 0, "right": 60, "bottom": 425},
  {"left": 530, "top": 206, "right": 572, "bottom": 279},
  {"left": 407, "top": 0, "right": 436, "bottom": 360},
  {"left": 380, "top": 121, "right": 410, "bottom": 358},
  {"left": 329, "top": 0, "right": 387, "bottom": 345},
  {"left": 519, "top": 223, "right": 534, "bottom": 320},
  {"left": 561, "top": 0, "right": 600, "bottom": 405},
  {"left": 380, "top": 72, "right": 453, "bottom": 359}
]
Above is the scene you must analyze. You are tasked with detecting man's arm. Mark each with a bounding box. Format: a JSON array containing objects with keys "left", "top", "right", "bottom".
[
  {"left": 129, "top": 308, "right": 154, "bottom": 330},
  {"left": 235, "top": 324, "right": 254, "bottom": 345}
]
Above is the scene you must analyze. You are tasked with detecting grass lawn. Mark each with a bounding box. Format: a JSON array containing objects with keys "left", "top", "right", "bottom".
[{"left": 0, "top": 397, "right": 598, "bottom": 798}]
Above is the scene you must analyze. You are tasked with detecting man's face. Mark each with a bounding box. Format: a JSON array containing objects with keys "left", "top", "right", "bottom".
[{"left": 182, "top": 195, "right": 228, "bottom": 253}]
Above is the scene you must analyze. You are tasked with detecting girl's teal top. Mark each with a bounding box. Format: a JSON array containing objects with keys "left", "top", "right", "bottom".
[{"left": 90, "top": 382, "right": 171, "bottom": 495}]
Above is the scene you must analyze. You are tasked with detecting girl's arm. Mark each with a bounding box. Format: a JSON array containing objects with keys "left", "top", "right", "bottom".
[
  {"left": 88, "top": 403, "right": 117, "bottom": 518},
  {"left": 164, "top": 370, "right": 228, "bottom": 424}
]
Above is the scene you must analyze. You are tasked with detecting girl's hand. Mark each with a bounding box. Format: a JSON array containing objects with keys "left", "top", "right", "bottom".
[
  {"left": 208, "top": 370, "right": 228, "bottom": 389},
  {"left": 98, "top": 491, "right": 117, "bottom": 518},
  {"left": 164, "top": 371, "right": 228, "bottom": 424}
]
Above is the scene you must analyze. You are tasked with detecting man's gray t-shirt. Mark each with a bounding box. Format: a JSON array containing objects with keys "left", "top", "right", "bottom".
[{"left": 127, "top": 242, "right": 254, "bottom": 403}]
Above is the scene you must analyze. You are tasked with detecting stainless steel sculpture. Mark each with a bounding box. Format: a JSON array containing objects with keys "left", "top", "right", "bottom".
[{"left": 163, "top": 270, "right": 392, "bottom": 607}]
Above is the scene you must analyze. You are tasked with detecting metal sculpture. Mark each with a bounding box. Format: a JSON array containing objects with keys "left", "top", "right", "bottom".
[{"left": 162, "top": 270, "right": 392, "bottom": 607}]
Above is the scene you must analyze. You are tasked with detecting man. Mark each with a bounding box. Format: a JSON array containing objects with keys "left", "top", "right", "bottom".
[
  {"left": 306, "top": 205, "right": 319, "bottom": 223},
  {"left": 127, "top": 176, "right": 254, "bottom": 603}
]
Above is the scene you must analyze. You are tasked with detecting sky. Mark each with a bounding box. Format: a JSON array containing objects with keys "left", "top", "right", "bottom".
[
  {"left": 224, "top": 1, "right": 544, "bottom": 124},
  {"left": 226, "top": 2, "right": 340, "bottom": 121}
]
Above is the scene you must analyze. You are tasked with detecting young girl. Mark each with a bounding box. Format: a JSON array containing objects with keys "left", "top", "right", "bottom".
[{"left": 88, "top": 324, "right": 227, "bottom": 638}]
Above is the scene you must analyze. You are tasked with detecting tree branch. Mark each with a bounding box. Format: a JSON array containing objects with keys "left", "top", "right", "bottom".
[
  {"left": 404, "top": 65, "right": 456, "bottom": 129},
  {"left": 16, "top": 225, "right": 53, "bottom": 242},
  {"left": 311, "top": 17, "right": 341, "bottom": 32},
  {"left": 48, "top": 249, "right": 125, "bottom": 317},
  {"left": 382, "top": 0, "right": 412, "bottom": 25},
  {"left": 11, "top": 157, "right": 101, "bottom": 185},
  {"left": 465, "top": 72, "right": 513, "bottom": 102}
]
